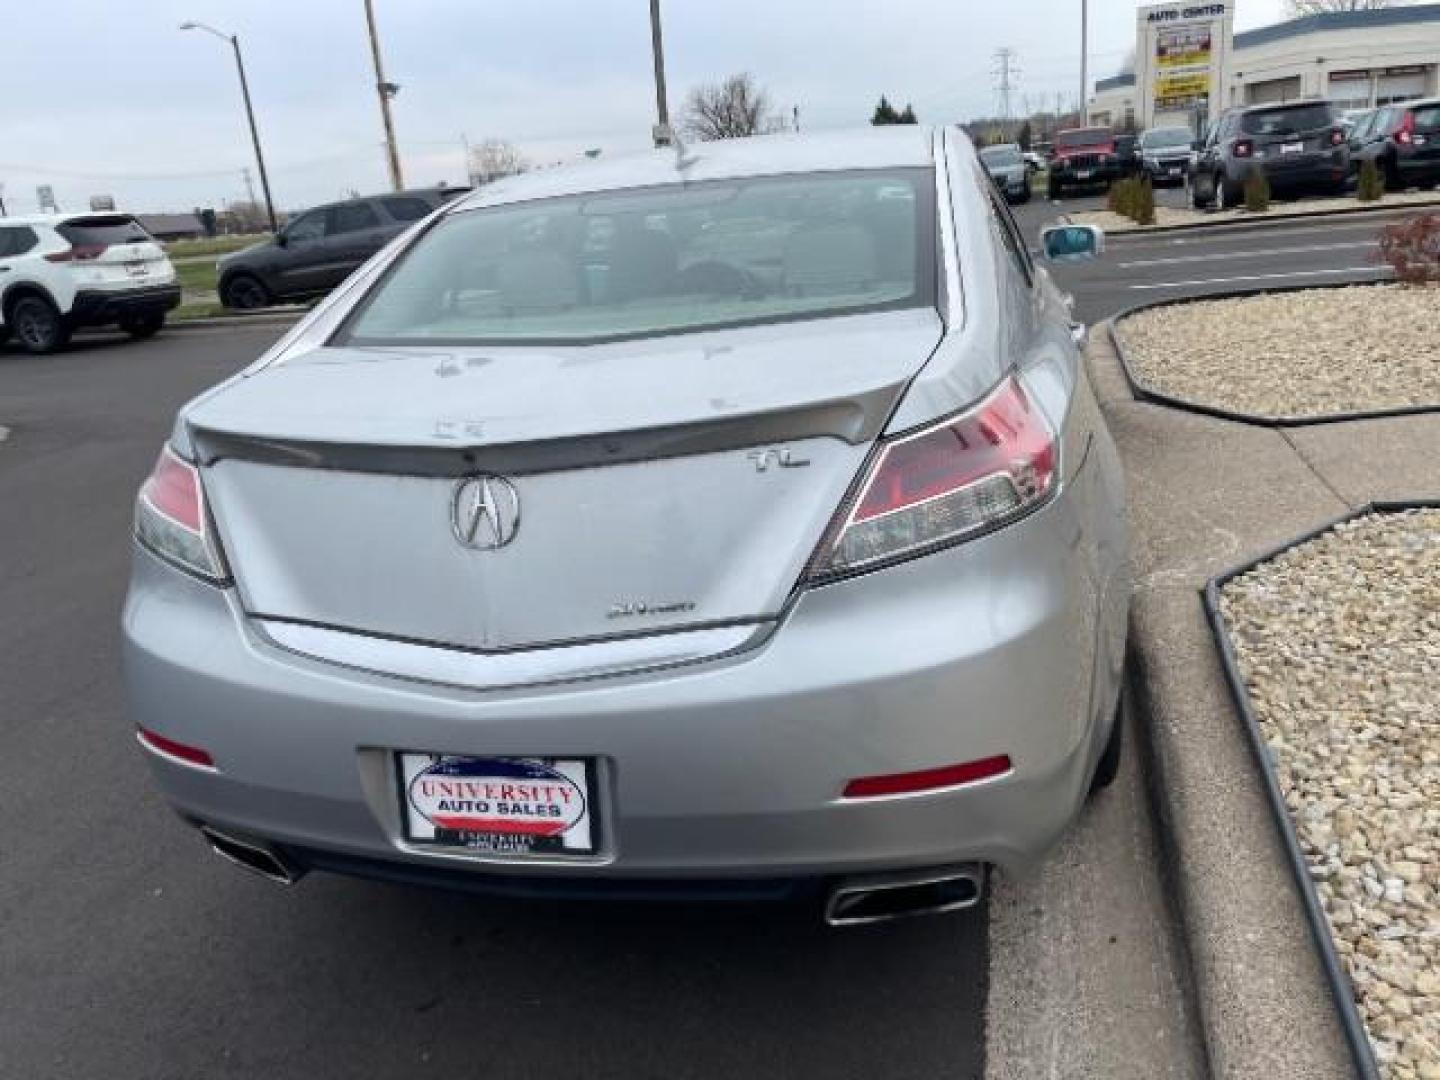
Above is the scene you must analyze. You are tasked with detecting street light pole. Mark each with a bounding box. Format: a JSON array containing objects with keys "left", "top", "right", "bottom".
[
  {"left": 648, "top": 0, "right": 672, "bottom": 145},
  {"left": 1080, "top": 0, "right": 1089, "bottom": 126},
  {"left": 180, "top": 22, "right": 278, "bottom": 234},
  {"left": 363, "top": 0, "right": 406, "bottom": 191}
]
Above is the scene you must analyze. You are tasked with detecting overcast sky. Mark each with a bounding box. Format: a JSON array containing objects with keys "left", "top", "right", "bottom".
[{"left": 0, "top": 0, "right": 1288, "bottom": 215}]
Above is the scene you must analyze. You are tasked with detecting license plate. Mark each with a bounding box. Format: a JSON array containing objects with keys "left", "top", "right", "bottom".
[
  {"left": 125, "top": 262, "right": 148, "bottom": 277},
  {"left": 1281, "top": 141, "right": 1304, "bottom": 155},
  {"left": 397, "top": 753, "right": 598, "bottom": 856},
  {"left": 1076, "top": 169, "right": 1092, "bottom": 179},
  {"left": 1168, "top": 167, "right": 1182, "bottom": 177}
]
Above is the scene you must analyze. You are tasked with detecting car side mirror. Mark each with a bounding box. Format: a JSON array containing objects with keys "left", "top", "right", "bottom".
[
  {"left": 274, "top": 231, "right": 289, "bottom": 248},
  {"left": 1192, "top": 139, "right": 1205, "bottom": 152},
  {"left": 1040, "top": 224, "right": 1105, "bottom": 263}
]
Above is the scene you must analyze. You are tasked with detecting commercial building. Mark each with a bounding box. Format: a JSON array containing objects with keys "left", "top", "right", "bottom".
[{"left": 1088, "top": 2, "right": 1440, "bottom": 131}]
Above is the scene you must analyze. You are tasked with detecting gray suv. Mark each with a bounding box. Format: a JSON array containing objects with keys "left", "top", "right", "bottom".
[
  {"left": 218, "top": 188, "right": 464, "bottom": 309},
  {"left": 1191, "top": 100, "right": 1350, "bottom": 209}
]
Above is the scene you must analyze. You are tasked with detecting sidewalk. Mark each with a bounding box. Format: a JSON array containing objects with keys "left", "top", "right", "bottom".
[{"left": 1087, "top": 326, "right": 1440, "bottom": 1078}]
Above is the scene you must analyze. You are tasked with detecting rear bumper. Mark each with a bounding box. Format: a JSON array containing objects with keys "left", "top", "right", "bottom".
[
  {"left": 1246, "top": 154, "right": 1349, "bottom": 190},
  {"left": 123, "top": 479, "right": 1128, "bottom": 884},
  {"left": 1051, "top": 162, "right": 1122, "bottom": 185},
  {"left": 70, "top": 285, "right": 181, "bottom": 326}
]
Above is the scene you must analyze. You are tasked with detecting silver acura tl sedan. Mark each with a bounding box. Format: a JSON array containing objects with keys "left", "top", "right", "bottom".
[{"left": 123, "top": 126, "right": 1128, "bottom": 926}]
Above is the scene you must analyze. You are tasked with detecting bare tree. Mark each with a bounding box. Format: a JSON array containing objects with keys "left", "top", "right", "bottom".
[
  {"left": 468, "top": 139, "right": 529, "bottom": 186},
  {"left": 681, "top": 73, "right": 776, "bottom": 140},
  {"left": 1287, "top": 0, "right": 1398, "bottom": 13}
]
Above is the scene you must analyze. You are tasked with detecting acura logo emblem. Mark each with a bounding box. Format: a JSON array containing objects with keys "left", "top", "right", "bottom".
[{"left": 450, "top": 474, "right": 521, "bottom": 550}]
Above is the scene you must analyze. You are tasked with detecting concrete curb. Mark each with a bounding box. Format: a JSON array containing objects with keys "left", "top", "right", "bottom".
[
  {"left": 1089, "top": 196, "right": 1440, "bottom": 239},
  {"left": 168, "top": 311, "right": 305, "bottom": 331},
  {"left": 1085, "top": 326, "right": 1357, "bottom": 1080}
]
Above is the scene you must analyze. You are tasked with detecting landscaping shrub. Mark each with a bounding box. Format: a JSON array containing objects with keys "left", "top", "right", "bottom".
[
  {"left": 1356, "top": 159, "right": 1385, "bottom": 203},
  {"left": 1107, "top": 177, "right": 1155, "bottom": 225},
  {"left": 1375, "top": 212, "right": 1440, "bottom": 285},
  {"left": 1107, "top": 177, "right": 1131, "bottom": 216},
  {"left": 1132, "top": 176, "right": 1156, "bottom": 226},
  {"left": 1243, "top": 171, "right": 1271, "bottom": 213}
]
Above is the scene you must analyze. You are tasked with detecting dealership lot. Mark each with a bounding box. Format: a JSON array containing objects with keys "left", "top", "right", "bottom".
[{"left": 0, "top": 198, "right": 1417, "bottom": 1078}]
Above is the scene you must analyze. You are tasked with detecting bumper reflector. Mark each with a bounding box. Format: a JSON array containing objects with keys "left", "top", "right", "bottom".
[
  {"left": 843, "top": 755, "right": 1012, "bottom": 799},
  {"left": 137, "top": 727, "right": 215, "bottom": 769}
]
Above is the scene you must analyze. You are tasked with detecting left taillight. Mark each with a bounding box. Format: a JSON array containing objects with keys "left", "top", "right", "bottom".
[
  {"left": 807, "top": 374, "right": 1058, "bottom": 581},
  {"left": 134, "top": 445, "right": 228, "bottom": 583}
]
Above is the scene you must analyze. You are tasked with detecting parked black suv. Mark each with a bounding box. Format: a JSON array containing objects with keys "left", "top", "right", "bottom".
[
  {"left": 1191, "top": 100, "right": 1350, "bottom": 209},
  {"left": 1349, "top": 98, "right": 1440, "bottom": 192},
  {"left": 218, "top": 187, "right": 466, "bottom": 309}
]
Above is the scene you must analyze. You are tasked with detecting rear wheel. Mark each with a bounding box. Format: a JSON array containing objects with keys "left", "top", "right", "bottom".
[
  {"left": 222, "top": 273, "right": 271, "bottom": 311},
  {"left": 1190, "top": 171, "right": 1214, "bottom": 210},
  {"left": 1048, "top": 176, "right": 1062, "bottom": 201},
  {"left": 8, "top": 295, "right": 71, "bottom": 355},
  {"left": 1090, "top": 682, "right": 1126, "bottom": 794},
  {"left": 120, "top": 312, "right": 166, "bottom": 340}
]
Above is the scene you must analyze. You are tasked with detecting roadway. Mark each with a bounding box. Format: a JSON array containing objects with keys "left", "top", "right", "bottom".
[{"left": 1013, "top": 192, "right": 1401, "bottom": 323}]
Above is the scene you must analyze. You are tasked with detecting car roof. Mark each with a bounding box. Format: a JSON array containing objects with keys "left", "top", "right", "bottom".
[
  {"left": 446, "top": 127, "right": 936, "bottom": 213},
  {"left": 1235, "top": 99, "right": 1334, "bottom": 113}
]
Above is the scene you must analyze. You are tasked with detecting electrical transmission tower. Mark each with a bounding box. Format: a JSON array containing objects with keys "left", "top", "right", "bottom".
[{"left": 992, "top": 48, "right": 1020, "bottom": 138}]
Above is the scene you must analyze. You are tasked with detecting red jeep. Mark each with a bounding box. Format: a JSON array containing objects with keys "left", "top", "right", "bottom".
[{"left": 1048, "top": 127, "right": 1121, "bottom": 199}]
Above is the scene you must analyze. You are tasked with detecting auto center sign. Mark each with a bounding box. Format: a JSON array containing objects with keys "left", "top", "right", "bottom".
[{"left": 1136, "top": 1, "right": 1235, "bottom": 130}]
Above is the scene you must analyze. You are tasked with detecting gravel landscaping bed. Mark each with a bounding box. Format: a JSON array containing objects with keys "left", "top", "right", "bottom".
[
  {"left": 1072, "top": 189, "right": 1440, "bottom": 234},
  {"left": 1116, "top": 284, "right": 1440, "bottom": 420},
  {"left": 1219, "top": 509, "right": 1440, "bottom": 1078}
]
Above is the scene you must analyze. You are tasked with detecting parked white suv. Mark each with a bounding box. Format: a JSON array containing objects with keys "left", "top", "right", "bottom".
[{"left": 0, "top": 213, "right": 181, "bottom": 354}]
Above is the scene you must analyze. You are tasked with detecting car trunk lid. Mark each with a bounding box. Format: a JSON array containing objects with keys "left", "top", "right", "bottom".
[{"left": 190, "top": 309, "right": 943, "bottom": 651}]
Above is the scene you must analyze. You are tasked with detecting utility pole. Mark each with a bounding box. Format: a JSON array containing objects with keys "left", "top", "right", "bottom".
[
  {"left": 363, "top": 0, "right": 405, "bottom": 190},
  {"left": 993, "top": 47, "right": 1018, "bottom": 138},
  {"left": 1080, "top": 0, "right": 1089, "bottom": 126},
  {"left": 648, "top": 0, "right": 672, "bottom": 145}
]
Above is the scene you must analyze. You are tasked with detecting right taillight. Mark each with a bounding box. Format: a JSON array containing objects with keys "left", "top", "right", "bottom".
[
  {"left": 808, "top": 374, "right": 1058, "bottom": 581},
  {"left": 134, "top": 445, "right": 228, "bottom": 583},
  {"left": 1395, "top": 113, "right": 1415, "bottom": 146},
  {"left": 1234, "top": 139, "right": 1255, "bottom": 158}
]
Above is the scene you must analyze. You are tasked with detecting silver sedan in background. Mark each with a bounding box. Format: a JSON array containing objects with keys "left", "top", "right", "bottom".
[
  {"left": 123, "top": 126, "right": 1127, "bottom": 926},
  {"left": 979, "top": 142, "right": 1032, "bottom": 203}
]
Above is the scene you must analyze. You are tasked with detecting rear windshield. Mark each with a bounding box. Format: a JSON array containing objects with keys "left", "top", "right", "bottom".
[
  {"left": 1141, "top": 128, "right": 1192, "bottom": 149},
  {"left": 1241, "top": 103, "right": 1335, "bottom": 136},
  {"left": 341, "top": 169, "right": 935, "bottom": 347},
  {"left": 56, "top": 215, "right": 151, "bottom": 248},
  {"left": 980, "top": 146, "right": 1022, "bottom": 166},
  {"left": 1413, "top": 104, "right": 1440, "bottom": 132},
  {"left": 1056, "top": 129, "right": 1112, "bottom": 148}
]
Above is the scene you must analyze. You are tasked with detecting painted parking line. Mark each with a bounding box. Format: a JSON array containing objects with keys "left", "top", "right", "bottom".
[
  {"left": 1130, "top": 267, "right": 1388, "bottom": 291},
  {"left": 1119, "top": 241, "right": 1373, "bottom": 269}
]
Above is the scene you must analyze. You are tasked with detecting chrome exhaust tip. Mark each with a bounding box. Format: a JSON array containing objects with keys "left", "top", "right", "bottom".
[
  {"left": 200, "top": 825, "right": 304, "bottom": 887},
  {"left": 825, "top": 863, "right": 985, "bottom": 927}
]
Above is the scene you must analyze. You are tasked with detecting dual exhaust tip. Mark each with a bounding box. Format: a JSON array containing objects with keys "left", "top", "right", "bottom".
[
  {"left": 200, "top": 825, "right": 304, "bottom": 887},
  {"left": 824, "top": 863, "right": 985, "bottom": 927},
  {"left": 199, "top": 825, "right": 984, "bottom": 926}
]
